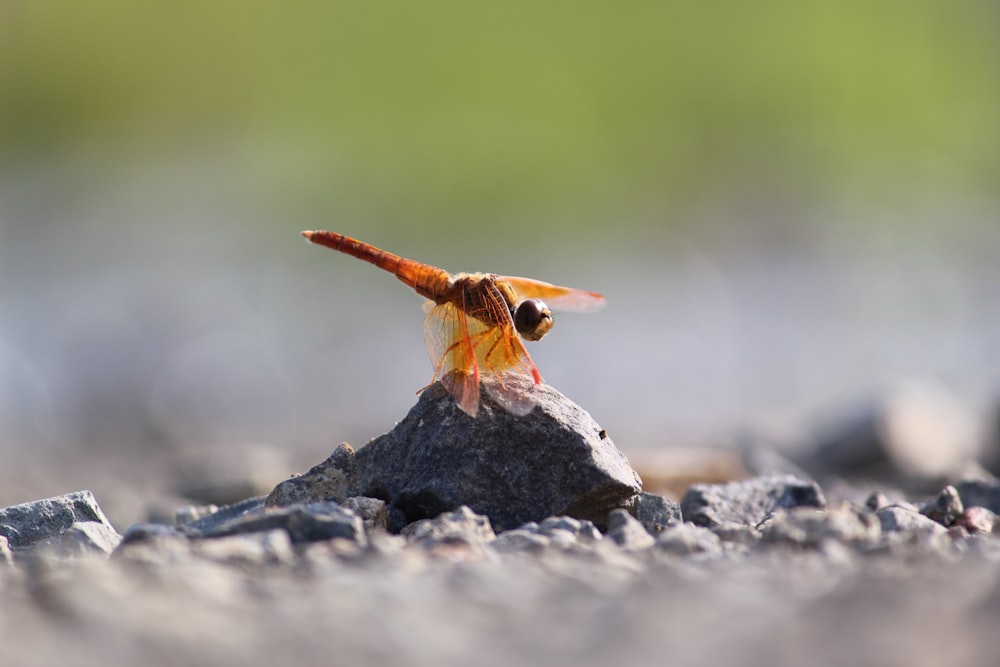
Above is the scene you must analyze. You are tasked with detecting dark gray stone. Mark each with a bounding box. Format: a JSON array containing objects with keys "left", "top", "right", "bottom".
[
  {"left": 202, "top": 502, "right": 365, "bottom": 545},
  {"left": 401, "top": 506, "right": 495, "bottom": 546},
  {"left": 632, "top": 492, "right": 681, "bottom": 534},
  {"left": 606, "top": 509, "right": 654, "bottom": 550},
  {"left": 341, "top": 497, "right": 389, "bottom": 532},
  {"left": 332, "top": 382, "right": 641, "bottom": 531},
  {"left": 265, "top": 443, "right": 358, "bottom": 509},
  {"left": 0, "top": 490, "right": 120, "bottom": 553},
  {"left": 655, "top": 523, "right": 722, "bottom": 556},
  {"left": 182, "top": 496, "right": 267, "bottom": 532},
  {"left": 876, "top": 505, "right": 948, "bottom": 536},
  {"left": 919, "top": 485, "right": 964, "bottom": 526},
  {"left": 761, "top": 505, "right": 881, "bottom": 549},
  {"left": 681, "top": 475, "right": 826, "bottom": 528}
]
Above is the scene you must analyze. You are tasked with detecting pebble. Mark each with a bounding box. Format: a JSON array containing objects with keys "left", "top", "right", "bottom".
[{"left": 681, "top": 474, "right": 826, "bottom": 528}]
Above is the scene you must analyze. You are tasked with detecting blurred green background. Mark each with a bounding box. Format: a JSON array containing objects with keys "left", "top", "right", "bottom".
[{"left": 2, "top": 2, "right": 999, "bottom": 520}]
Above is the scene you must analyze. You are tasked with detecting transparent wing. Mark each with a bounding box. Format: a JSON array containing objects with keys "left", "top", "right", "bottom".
[
  {"left": 422, "top": 293, "right": 543, "bottom": 417},
  {"left": 501, "top": 276, "right": 606, "bottom": 312},
  {"left": 422, "top": 300, "right": 480, "bottom": 417}
]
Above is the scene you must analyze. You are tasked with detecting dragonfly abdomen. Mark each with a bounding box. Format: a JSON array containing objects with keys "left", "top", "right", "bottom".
[{"left": 302, "top": 231, "right": 450, "bottom": 301}]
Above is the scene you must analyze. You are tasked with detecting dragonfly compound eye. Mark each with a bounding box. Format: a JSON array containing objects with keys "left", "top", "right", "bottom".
[{"left": 514, "top": 298, "right": 553, "bottom": 341}]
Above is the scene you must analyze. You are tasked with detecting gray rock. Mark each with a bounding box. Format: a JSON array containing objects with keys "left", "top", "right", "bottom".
[
  {"left": 954, "top": 478, "right": 1000, "bottom": 514},
  {"left": 401, "top": 506, "right": 495, "bottom": 546},
  {"left": 537, "top": 516, "right": 602, "bottom": 543},
  {"left": 681, "top": 475, "right": 826, "bottom": 528},
  {"left": 761, "top": 505, "right": 881, "bottom": 549},
  {"left": 606, "top": 509, "right": 655, "bottom": 550},
  {"left": 711, "top": 522, "right": 762, "bottom": 546},
  {"left": 340, "top": 497, "right": 389, "bottom": 532},
  {"left": 806, "top": 381, "right": 979, "bottom": 480},
  {"left": 876, "top": 505, "right": 948, "bottom": 536},
  {"left": 919, "top": 485, "right": 964, "bottom": 526},
  {"left": 632, "top": 492, "right": 681, "bottom": 534},
  {"left": 182, "top": 496, "right": 267, "bottom": 532},
  {"left": 265, "top": 443, "right": 357, "bottom": 509},
  {"left": 0, "top": 490, "right": 120, "bottom": 555},
  {"left": 57, "top": 521, "right": 123, "bottom": 557},
  {"left": 491, "top": 529, "right": 551, "bottom": 553},
  {"left": 655, "top": 523, "right": 722, "bottom": 556},
  {"left": 190, "top": 529, "right": 297, "bottom": 567},
  {"left": 338, "top": 382, "right": 641, "bottom": 531},
  {"left": 202, "top": 502, "right": 365, "bottom": 546}
]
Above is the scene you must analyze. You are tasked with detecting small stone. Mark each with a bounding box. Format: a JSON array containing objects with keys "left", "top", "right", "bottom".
[
  {"left": 175, "top": 504, "right": 220, "bottom": 525},
  {"left": 953, "top": 507, "right": 998, "bottom": 534},
  {"left": 347, "top": 382, "right": 642, "bottom": 531},
  {"left": 711, "top": 522, "right": 761, "bottom": 546},
  {"left": 655, "top": 523, "right": 722, "bottom": 556},
  {"left": 265, "top": 443, "right": 357, "bottom": 509},
  {"left": 865, "top": 492, "right": 890, "bottom": 512},
  {"left": 876, "top": 505, "right": 949, "bottom": 537},
  {"left": 681, "top": 475, "right": 826, "bottom": 528},
  {"left": 183, "top": 497, "right": 267, "bottom": 532},
  {"left": 491, "top": 529, "right": 550, "bottom": 553},
  {"left": 0, "top": 490, "right": 119, "bottom": 555},
  {"left": 57, "top": 521, "right": 123, "bottom": 557},
  {"left": 761, "top": 505, "right": 881, "bottom": 550},
  {"left": 401, "top": 506, "right": 495, "bottom": 546},
  {"left": 919, "top": 485, "right": 964, "bottom": 526},
  {"left": 340, "top": 497, "right": 389, "bottom": 532},
  {"left": 203, "top": 502, "right": 365, "bottom": 546},
  {"left": 537, "top": 516, "right": 601, "bottom": 541},
  {"left": 632, "top": 492, "right": 681, "bottom": 534},
  {"left": 606, "top": 509, "right": 655, "bottom": 550},
  {"left": 192, "top": 529, "right": 297, "bottom": 567}
]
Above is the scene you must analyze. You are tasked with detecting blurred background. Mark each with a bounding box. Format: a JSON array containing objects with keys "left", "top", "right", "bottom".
[{"left": 2, "top": 1, "right": 999, "bottom": 524}]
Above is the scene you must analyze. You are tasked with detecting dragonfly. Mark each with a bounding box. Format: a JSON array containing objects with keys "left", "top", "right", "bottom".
[{"left": 302, "top": 230, "right": 606, "bottom": 417}]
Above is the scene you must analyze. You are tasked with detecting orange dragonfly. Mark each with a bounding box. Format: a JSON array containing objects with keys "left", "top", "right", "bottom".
[{"left": 302, "top": 230, "right": 606, "bottom": 417}]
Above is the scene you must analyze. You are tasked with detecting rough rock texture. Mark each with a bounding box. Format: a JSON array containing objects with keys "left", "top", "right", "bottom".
[
  {"left": 681, "top": 475, "right": 826, "bottom": 528},
  {"left": 761, "top": 505, "right": 881, "bottom": 550},
  {"left": 270, "top": 383, "right": 642, "bottom": 531},
  {"left": 631, "top": 492, "right": 682, "bottom": 534},
  {"left": 0, "top": 490, "right": 121, "bottom": 557},
  {"left": 9, "top": 473, "right": 1000, "bottom": 667},
  {"left": 265, "top": 444, "right": 357, "bottom": 509},
  {"left": 920, "top": 485, "right": 964, "bottom": 526},
  {"left": 606, "top": 509, "right": 655, "bottom": 550}
]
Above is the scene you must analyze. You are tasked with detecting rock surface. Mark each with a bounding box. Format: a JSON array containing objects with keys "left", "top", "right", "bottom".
[
  {"left": 268, "top": 382, "right": 643, "bottom": 531},
  {"left": 6, "top": 474, "right": 1000, "bottom": 667},
  {"left": 0, "top": 490, "right": 121, "bottom": 558},
  {"left": 681, "top": 475, "right": 826, "bottom": 528}
]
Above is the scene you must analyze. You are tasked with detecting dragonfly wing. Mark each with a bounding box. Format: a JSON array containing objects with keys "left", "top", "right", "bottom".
[
  {"left": 422, "top": 301, "right": 480, "bottom": 416},
  {"left": 501, "top": 276, "right": 606, "bottom": 312},
  {"left": 464, "top": 303, "right": 543, "bottom": 416}
]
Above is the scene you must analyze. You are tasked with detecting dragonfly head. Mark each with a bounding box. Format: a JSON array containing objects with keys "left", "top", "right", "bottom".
[{"left": 514, "top": 298, "right": 554, "bottom": 341}]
